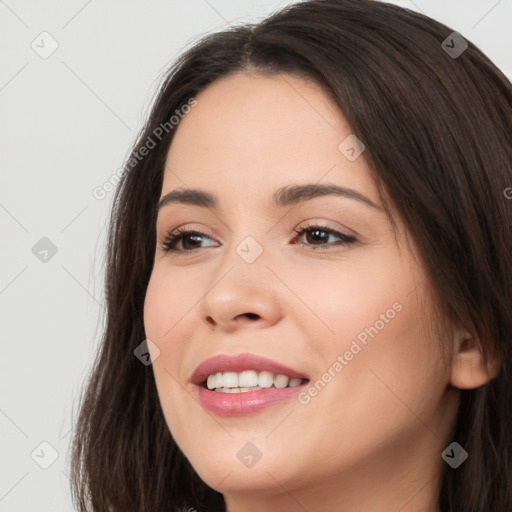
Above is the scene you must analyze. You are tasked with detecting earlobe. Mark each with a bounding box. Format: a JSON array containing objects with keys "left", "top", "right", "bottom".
[{"left": 449, "top": 334, "right": 501, "bottom": 390}]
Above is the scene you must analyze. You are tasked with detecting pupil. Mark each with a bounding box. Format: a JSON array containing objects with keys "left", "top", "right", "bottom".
[
  {"left": 308, "top": 229, "right": 327, "bottom": 244},
  {"left": 183, "top": 234, "right": 202, "bottom": 250}
]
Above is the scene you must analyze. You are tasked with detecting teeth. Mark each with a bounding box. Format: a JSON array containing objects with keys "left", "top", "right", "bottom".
[
  {"left": 239, "top": 370, "right": 258, "bottom": 387},
  {"left": 205, "top": 370, "right": 306, "bottom": 391},
  {"left": 223, "top": 372, "right": 239, "bottom": 388},
  {"left": 274, "top": 374, "right": 289, "bottom": 388},
  {"left": 257, "top": 371, "right": 273, "bottom": 388},
  {"left": 207, "top": 375, "right": 216, "bottom": 389}
]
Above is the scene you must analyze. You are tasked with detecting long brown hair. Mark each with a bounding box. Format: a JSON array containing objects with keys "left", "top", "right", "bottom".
[{"left": 70, "top": 1, "right": 512, "bottom": 510}]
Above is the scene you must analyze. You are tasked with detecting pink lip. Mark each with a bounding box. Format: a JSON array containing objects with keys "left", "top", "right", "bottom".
[{"left": 190, "top": 353, "right": 310, "bottom": 416}]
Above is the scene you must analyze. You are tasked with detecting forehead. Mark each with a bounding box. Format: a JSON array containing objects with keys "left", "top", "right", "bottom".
[{"left": 162, "top": 72, "right": 375, "bottom": 203}]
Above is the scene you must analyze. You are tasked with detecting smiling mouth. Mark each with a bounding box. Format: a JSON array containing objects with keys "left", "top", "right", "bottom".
[
  {"left": 202, "top": 370, "right": 309, "bottom": 393},
  {"left": 190, "top": 352, "right": 310, "bottom": 415}
]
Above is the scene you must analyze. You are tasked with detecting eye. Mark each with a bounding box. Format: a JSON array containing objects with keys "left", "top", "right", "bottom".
[
  {"left": 160, "top": 227, "right": 217, "bottom": 254},
  {"left": 292, "top": 223, "right": 356, "bottom": 249}
]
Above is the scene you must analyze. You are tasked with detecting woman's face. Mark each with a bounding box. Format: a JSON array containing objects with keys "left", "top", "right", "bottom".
[{"left": 143, "top": 72, "right": 457, "bottom": 510}]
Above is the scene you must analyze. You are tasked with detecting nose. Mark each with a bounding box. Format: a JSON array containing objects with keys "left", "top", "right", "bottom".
[{"left": 198, "top": 246, "right": 284, "bottom": 333}]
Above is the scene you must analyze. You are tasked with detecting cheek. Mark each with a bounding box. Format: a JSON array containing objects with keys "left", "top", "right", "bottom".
[
  {"left": 290, "top": 253, "right": 447, "bottom": 414},
  {"left": 309, "top": 287, "right": 447, "bottom": 432},
  {"left": 143, "top": 267, "right": 195, "bottom": 344},
  {"left": 144, "top": 270, "right": 172, "bottom": 335},
  {"left": 143, "top": 269, "right": 204, "bottom": 437},
  {"left": 292, "top": 295, "right": 448, "bottom": 479},
  {"left": 143, "top": 271, "right": 194, "bottom": 402},
  {"left": 283, "top": 254, "right": 406, "bottom": 351}
]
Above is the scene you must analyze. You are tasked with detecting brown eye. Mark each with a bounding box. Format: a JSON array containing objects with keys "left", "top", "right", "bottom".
[
  {"left": 161, "top": 228, "right": 217, "bottom": 253},
  {"left": 292, "top": 224, "right": 356, "bottom": 249}
]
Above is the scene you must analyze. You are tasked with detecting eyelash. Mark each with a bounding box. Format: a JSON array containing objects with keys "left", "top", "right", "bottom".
[{"left": 160, "top": 223, "right": 356, "bottom": 255}]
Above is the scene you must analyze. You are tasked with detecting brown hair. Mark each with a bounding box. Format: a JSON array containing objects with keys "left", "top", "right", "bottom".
[{"left": 70, "top": 1, "right": 512, "bottom": 510}]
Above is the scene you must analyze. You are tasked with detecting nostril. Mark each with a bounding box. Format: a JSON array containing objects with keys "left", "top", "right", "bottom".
[{"left": 242, "top": 313, "right": 259, "bottom": 320}]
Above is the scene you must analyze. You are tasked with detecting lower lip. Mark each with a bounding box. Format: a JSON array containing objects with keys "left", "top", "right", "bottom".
[{"left": 194, "top": 384, "right": 308, "bottom": 416}]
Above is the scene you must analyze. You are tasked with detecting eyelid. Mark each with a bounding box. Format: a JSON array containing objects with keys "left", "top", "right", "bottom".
[
  {"left": 160, "top": 222, "right": 217, "bottom": 239},
  {"left": 295, "top": 218, "right": 358, "bottom": 237}
]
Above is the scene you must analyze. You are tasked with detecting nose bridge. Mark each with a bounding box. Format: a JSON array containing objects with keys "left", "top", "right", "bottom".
[
  {"left": 219, "top": 212, "right": 272, "bottom": 272},
  {"left": 197, "top": 225, "right": 282, "bottom": 329}
]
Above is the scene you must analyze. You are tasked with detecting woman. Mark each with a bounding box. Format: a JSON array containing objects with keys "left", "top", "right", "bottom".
[{"left": 70, "top": 1, "right": 512, "bottom": 510}]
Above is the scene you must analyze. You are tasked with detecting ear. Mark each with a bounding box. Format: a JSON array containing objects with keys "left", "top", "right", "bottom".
[{"left": 450, "top": 330, "right": 501, "bottom": 389}]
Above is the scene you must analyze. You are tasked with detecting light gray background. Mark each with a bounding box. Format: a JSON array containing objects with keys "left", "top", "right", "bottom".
[{"left": 1, "top": 1, "right": 511, "bottom": 510}]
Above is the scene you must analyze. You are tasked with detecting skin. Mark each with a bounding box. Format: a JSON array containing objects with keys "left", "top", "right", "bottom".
[{"left": 143, "top": 72, "right": 500, "bottom": 512}]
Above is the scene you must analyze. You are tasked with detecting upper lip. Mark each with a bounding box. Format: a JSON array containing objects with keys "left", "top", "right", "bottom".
[{"left": 190, "top": 353, "right": 310, "bottom": 386}]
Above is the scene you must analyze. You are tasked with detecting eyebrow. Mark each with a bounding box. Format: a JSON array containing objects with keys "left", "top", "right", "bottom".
[{"left": 157, "top": 183, "right": 381, "bottom": 211}]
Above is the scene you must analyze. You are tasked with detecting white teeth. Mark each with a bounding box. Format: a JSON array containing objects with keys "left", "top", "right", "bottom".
[
  {"left": 273, "top": 374, "right": 289, "bottom": 388},
  {"left": 257, "top": 371, "right": 274, "bottom": 388},
  {"left": 204, "top": 370, "right": 306, "bottom": 391},
  {"left": 206, "top": 375, "right": 216, "bottom": 390},
  {"left": 223, "top": 372, "right": 239, "bottom": 388},
  {"left": 239, "top": 370, "right": 258, "bottom": 387}
]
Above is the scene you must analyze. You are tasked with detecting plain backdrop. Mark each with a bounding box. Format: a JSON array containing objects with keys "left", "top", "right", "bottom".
[{"left": 1, "top": 1, "right": 511, "bottom": 510}]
